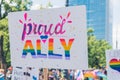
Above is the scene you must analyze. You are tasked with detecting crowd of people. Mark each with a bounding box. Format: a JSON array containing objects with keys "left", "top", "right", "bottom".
[
  {"left": 39, "top": 68, "right": 107, "bottom": 80},
  {"left": 0, "top": 66, "right": 107, "bottom": 80}
]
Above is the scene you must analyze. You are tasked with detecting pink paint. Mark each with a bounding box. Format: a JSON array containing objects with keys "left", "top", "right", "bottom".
[
  {"left": 42, "top": 40, "right": 46, "bottom": 43},
  {"left": 19, "top": 12, "right": 72, "bottom": 41},
  {"left": 67, "top": 12, "right": 71, "bottom": 19},
  {"left": 60, "top": 16, "right": 63, "bottom": 19},
  {"left": 24, "top": 13, "right": 27, "bottom": 21},
  {"left": 67, "top": 21, "right": 72, "bottom": 23},
  {"left": 19, "top": 20, "right": 23, "bottom": 24}
]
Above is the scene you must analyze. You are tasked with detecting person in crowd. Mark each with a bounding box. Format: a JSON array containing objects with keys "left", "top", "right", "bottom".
[
  {"left": 48, "top": 69, "right": 54, "bottom": 80},
  {"left": 39, "top": 69, "right": 43, "bottom": 80},
  {"left": 6, "top": 70, "right": 12, "bottom": 80},
  {"left": 55, "top": 69, "right": 61, "bottom": 80},
  {"left": 0, "top": 69, "right": 5, "bottom": 80},
  {"left": 6, "top": 66, "right": 12, "bottom": 80},
  {"left": 69, "top": 70, "right": 74, "bottom": 80},
  {"left": 62, "top": 69, "right": 69, "bottom": 80}
]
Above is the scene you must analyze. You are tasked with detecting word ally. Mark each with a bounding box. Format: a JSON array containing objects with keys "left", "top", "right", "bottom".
[{"left": 22, "top": 38, "right": 74, "bottom": 60}]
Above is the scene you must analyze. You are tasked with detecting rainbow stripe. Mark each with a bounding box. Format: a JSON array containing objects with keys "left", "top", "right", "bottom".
[
  {"left": 109, "top": 59, "right": 120, "bottom": 72},
  {"left": 60, "top": 38, "right": 74, "bottom": 60},
  {"left": 36, "top": 40, "right": 47, "bottom": 58},
  {"left": 22, "top": 40, "right": 47, "bottom": 58},
  {"left": 48, "top": 38, "right": 62, "bottom": 59},
  {"left": 22, "top": 40, "right": 36, "bottom": 58}
]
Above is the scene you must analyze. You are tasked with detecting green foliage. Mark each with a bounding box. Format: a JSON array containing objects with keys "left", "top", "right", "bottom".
[
  {"left": 88, "top": 28, "right": 112, "bottom": 69},
  {"left": 0, "top": 0, "right": 32, "bottom": 67},
  {"left": 0, "top": 18, "right": 8, "bottom": 32},
  {"left": 0, "top": 0, "right": 32, "bottom": 19}
]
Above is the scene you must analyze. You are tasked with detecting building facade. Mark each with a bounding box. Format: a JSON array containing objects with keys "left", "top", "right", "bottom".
[
  {"left": 67, "top": 0, "right": 107, "bottom": 40},
  {"left": 111, "top": 0, "right": 120, "bottom": 49}
]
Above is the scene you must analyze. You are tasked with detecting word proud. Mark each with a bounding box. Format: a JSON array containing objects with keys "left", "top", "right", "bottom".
[
  {"left": 19, "top": 12, "right": 72, "bottom": 41},
  {"left": 22, "top": 38, "right": 74, "bottom": 60}
]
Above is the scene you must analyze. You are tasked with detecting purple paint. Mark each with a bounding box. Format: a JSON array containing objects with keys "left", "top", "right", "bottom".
[{"left": 19, "top": 12, "right": 72, "bottom": 41}]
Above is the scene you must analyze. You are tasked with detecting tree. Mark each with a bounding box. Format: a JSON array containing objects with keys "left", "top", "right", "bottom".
[
  {"left": 88, "top": 28, "right": 112, "bottom": 68},
  {"left": 0, "top": 18, "right": 8, "bottom": 68},
  {"left": 0, "top": 0, "right": 32, "bottom": 68},
  {"left": 0, "top": 0, "right": 32, "bottom": 19}
]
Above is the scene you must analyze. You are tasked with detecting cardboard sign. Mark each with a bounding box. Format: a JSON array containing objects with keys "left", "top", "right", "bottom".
[
  {"left": 8, "top": 6, "right": 88, "bottom": 69},
  {"left": 106, "top": 50, "right": 120, "bottom": 80},
  {"left": 12, "top": 67, "right": 39, "bottom": 80}
]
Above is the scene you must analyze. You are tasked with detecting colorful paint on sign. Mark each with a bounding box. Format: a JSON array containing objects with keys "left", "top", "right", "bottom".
[{"left": 109, "top": 58, "right": 120, "bottom": 72}]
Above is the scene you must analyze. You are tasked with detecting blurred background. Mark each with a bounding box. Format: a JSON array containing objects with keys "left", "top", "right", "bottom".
[{"left": 0, "top": 0, "right": 120, "bottom": 80}]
